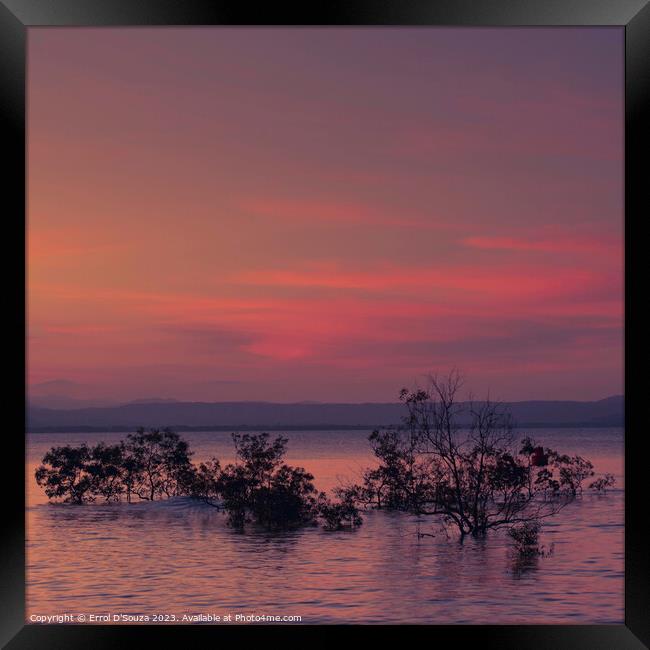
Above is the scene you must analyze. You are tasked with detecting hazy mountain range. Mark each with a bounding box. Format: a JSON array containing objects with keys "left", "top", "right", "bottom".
[{"left": 27, "top": 395, "right": 624, "bottom": 432}]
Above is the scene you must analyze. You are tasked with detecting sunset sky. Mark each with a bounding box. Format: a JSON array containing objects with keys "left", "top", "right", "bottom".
[{"left": 28, "top": 28, "right": 623, "bottom": 404}]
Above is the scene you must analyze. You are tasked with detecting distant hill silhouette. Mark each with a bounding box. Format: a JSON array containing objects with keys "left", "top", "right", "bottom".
[{"left": 27, "top": 396, "right": 624, "bottom": 432}]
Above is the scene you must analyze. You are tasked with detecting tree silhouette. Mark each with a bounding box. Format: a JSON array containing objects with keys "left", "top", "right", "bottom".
[
  {"left": 318, "top": 487, "right": 364, "bottom": 531},
  {"left": 351, "top": 372, "right": 597, "bottom": 538},
  {"left": 35, "top": 378, "right": 612, "bottom": 542},
  {"left": 86, "top": 442, "right": 125, "bottom": 502},
  {"left": 35, "top": 444, "right": 95, "bottom": 504},
  {"left": 216, "top": 433, "right": 322, "bottom": 529},
  {"left": 122, "top": 428, "right": 194, "bottom": 501}
]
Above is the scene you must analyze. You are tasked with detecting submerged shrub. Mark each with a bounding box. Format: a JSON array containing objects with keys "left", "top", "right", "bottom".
[
  {"left": 190, "top": 457, "right": 222, "bottom": 506},
  {"left": 216, "top": 433, "right": 321, "bottom": 529},
  {"left": 35, "top": 444, "right": 95, "bottom": 504},
  {"left": 345, "top": 373, "right": 606, "bottom": 539},
  {"left": 34, "top": 429, "right": 195, "bottom": 504},
  {"left": 190, "top": 433, "right": 364, "bottom": 531},
  {"left": 86, "top": 442, "right": 126, "bottom": 502},
  {"left": 318, "top": 487, "right": 363, "bottom": 531},
  {"left": 508, "top": 521, "right": 554, "bottom": 578},
  {"left": 508, "top": 521, "right": 542, "bottom": 558},
  {"left": 589, "top": 473, "right": 616, "bottom": 493},
  {"left": 35, "top": 429, "right": 362, "bottom": 532},
  {"left": 122, "top": 428, "right": 195, "bottom": 501}
]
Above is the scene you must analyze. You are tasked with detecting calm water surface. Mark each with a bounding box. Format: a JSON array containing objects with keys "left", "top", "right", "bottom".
[{"left": 26, "top": 428, "right": 624, "bottom": 624}]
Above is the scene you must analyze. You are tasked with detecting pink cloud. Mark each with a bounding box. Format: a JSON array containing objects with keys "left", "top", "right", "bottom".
[
  {"left": 26, "top": 28, "right": 623, "bottom": 401},
  {"left": 232, "top": 262, "right": 612, "bottom": 304},
  {"left": 462, "top": 235, "right": 621, "bottom": 255}
]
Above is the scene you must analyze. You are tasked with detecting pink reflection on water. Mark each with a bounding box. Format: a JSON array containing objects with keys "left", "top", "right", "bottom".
[{"left": 26, "top": 429, "right": 624, "bottom": 624}]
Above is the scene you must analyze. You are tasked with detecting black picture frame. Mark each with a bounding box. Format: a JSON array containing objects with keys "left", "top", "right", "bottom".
[{"left": 1, "top": 1, "right": 647, "bottom": 647}]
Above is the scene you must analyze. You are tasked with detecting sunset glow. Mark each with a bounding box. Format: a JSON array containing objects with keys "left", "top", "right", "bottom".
[{"left": 27, "top": 27, "right": 623, "bottom": 403}]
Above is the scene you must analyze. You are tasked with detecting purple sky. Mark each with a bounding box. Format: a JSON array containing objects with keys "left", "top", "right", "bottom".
[{"left": 28, "top": 27, "right": 623, "bottom": 403}]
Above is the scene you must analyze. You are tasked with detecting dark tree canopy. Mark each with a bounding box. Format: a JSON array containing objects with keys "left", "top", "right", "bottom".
[
  {"left": 35, "top": 378, "right": 610, "bottom": 541},
  {"left": 217, "top": 433, "right": 328, "bottom": 529},
  {"left": 87, "top": 442, "right": 126, "bottom": 502},
  {"left": 349, "top": 372, "right": 603, "bottom": 538},
  {"left": 35, "top": 444, "right": 95, "bottom": 504},
  {"left": 122, "top": 428, "right": 195, "bottom": 501},
  {"left": 35, "top": 428, "right": 195, "bottom": 504},
  {"left": 34, "top": 429, "right": 362, "bottom": 532}
]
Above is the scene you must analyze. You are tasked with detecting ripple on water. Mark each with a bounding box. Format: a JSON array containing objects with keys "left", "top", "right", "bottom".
[{"left": 26, "top": 429, "right": 624, "bottom": 624}]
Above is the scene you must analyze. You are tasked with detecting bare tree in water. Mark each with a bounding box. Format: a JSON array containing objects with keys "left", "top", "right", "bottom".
[{"left": 354, "top": 371, "right": 594, "bottom": 538}]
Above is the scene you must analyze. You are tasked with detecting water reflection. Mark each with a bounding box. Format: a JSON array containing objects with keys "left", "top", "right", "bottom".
[{"left": 26, "top": 428, "right": 624, "bottom": 624}]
